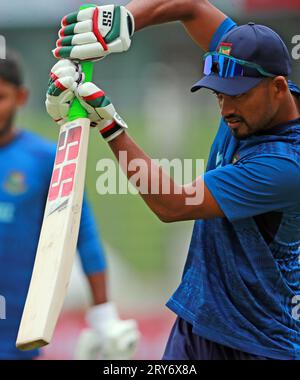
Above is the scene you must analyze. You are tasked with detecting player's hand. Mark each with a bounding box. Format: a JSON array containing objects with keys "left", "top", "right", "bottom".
[
  {"left": 76, "top": 81, "right": 128, "bottom": 142},
  {"left": 53, "top": 5, "right": 134, "bottom": 61},
  {"left": 45, "top": 59, "right": 81, "bottom": 126},
  {"left": 74, "top": 302, "right": 140, "bottom": 360},
  {"left": 46, "top": 59, "right": 127, "bottom": 141}
]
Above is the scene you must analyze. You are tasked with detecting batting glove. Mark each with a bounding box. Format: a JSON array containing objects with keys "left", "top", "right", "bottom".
[
  {"left": 46, "top": 59, "right": 127, "bottom": 141},
  {"left": 45, "top": 59, "right": 80, "bottom": 126},
  {"left": 53, "top": 5, "right": 134, "bottom": 61},
  {"left": 74, "top": 302, "right": 140, "bottom": 360},
  {"left": 76, "top": 82, "right": 128, "bottom": 142}
]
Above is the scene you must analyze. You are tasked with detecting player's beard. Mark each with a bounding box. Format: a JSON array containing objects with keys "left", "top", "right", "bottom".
[
  {"left": 0, "top": 112, "right": 15, "bottom": 141},
  {"left": 227, "top": 111, "right": 277, "bottom": 140}
]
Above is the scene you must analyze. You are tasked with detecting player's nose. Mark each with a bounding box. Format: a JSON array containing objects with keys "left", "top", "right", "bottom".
[{"left": 219, "top": 95, "right": 237, "bottom": 118}]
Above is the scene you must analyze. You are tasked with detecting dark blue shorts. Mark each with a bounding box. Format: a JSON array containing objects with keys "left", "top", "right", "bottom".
[{"left": 163, "top": 317, "right": 273, "bottom": 360}]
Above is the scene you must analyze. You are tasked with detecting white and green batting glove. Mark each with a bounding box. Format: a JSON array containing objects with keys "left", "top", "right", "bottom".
[
  {"left": 74, "top": 302, "right": 140, "bottom": 360},
  {"left": 45, "top": 59, "right": 81, "bottom": 125},
  {"left": 76, "top": 82, "right": 128, "bottom": 142},
  {"left": 53, "top": 5, "right": 134, "bottom": 61}
]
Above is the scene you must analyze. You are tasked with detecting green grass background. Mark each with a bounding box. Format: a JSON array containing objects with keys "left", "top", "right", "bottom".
[{"left": 18, "top": 109, "right": 219, "bottom": 277}]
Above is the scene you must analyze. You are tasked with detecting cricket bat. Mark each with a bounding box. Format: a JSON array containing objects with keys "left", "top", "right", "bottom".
[{"left": 16, "top": 31, "right": 94, "bottom": 350}]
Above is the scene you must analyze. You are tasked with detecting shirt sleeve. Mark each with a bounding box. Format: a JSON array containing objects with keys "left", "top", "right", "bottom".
[
  {"left": 204, "top": 154, "right": 300, "bottom": 222},
  {"left": 209, "top": 17, "right": 237, "bottom": 51},
  {"left": 77, "top": 195, "right": 107, "bottom": 275}
]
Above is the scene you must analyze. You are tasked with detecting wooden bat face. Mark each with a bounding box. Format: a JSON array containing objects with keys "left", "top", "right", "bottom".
[{"left": 16, "top": 118, "right": 90, "bottom": 351}]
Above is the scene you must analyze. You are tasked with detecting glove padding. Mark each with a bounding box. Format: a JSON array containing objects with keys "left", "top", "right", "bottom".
[
  {"left": 74, "top": 302, "right": 140, "bottom": 360},
  {"left": 77, "top": 82, "right": 128, "bottom": 142},
  {"left": 45, "top": 59, "right": 80, "bottom": 126},
  {"left": 53, "top": 5, "right": 134, "bottom": 61},
  {"left": 46, "top": 59, "right": 127, "bottom": 142}
]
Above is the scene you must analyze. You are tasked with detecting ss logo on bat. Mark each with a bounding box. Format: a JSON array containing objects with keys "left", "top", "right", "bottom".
[{"left": 48, "top": 126, "right": 81, "bottom": 201}]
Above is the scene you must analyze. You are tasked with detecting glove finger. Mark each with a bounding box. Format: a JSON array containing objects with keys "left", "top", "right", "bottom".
[
  {"left": 59, "top": 19, "right": 93, "bottom": 38},
  {"left": 47, "top": 77, "right": 77, "bottom": 97},
  {"left": 78, "top": 82, "right": 116, "bottom": 119},
  {"left": 50, "top": 59, "right": 77, "bottom": 76},
  {"left": 57, "top": 32, "right": 97, "bottom": 48},
  {"left": 51, "top": 66, "right": 78, "bottom": 82},
  {"left": 77, "top": 82, "right": 106, "bottom": 105},
  {"left": 49, "top": 60, "right": 78, "bottom": 86},
  {"left": 61, "top": 7, "right": 94, "bottom": 27},
  {"left": 53, "top": 43, "right": 105, "bottom": 60}
]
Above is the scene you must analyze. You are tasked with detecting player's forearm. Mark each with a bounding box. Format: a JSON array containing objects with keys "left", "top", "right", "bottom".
[
  {"left": 126, "top": 0, "right": 227, "bottom": 51},
  {"left": 108, "top": 132, "right": 197, "bottom": 222},
  {"left": 87, "top": 272, "right": 108, "bottom": 305},
  {"left": 126, "top": 0, "right": 197, "bottom": 29}
]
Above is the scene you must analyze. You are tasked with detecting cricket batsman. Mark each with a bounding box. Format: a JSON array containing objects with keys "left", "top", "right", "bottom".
[
  {"left": 0, "top": 52, "right": 139, "bottom": 360},
  {"left": 49, "top": 1, "right": 300, "bottom": 359}
]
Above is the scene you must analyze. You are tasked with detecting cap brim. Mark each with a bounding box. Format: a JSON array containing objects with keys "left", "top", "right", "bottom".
[{"left": 191, "top": 74, "right": 264, "bottom": 96}]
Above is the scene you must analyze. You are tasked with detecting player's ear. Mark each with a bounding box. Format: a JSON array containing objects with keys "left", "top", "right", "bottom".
[
  {"left": 16, "top": 86, "right": 29, "bottom": 106},
  {"left": 272, "top": 76, "right": 288, "bottom": 97}
]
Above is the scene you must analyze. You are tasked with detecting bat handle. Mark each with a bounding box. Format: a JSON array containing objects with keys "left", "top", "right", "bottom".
[
  {"left": 68, "top": 61, "right": 94, "bottom": 121},
  {"left": 68, "top": 4, "right": 96, "bottom": 122}
]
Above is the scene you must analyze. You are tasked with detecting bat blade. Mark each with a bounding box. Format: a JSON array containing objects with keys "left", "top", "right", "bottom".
[{"left": 16, "top": 118, "right": 90, "bottom": 350}]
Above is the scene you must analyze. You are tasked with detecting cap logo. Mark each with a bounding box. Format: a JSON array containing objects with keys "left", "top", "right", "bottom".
[{"left": 218, "top": 42, "right": 232, "bottom": 56}]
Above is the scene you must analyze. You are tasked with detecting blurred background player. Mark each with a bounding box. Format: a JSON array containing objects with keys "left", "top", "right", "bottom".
[
  {"left": 0, "top": 52, "right": 139, "bottom": 360},
  {"left": 50, "top": 1, "right": 300, "bottom": 360}
]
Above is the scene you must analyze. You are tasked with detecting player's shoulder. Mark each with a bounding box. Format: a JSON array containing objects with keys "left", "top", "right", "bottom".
[{"left": 18, "top": 129, "right": 56, "bottom": 158}]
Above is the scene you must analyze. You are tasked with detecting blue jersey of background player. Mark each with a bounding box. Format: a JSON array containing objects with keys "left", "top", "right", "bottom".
[
  {"left": 52, "top": 0, "right": 300, "bottom": 360},
  {"left": 0, "top": 52, "right": 139, "bottom": 360}
]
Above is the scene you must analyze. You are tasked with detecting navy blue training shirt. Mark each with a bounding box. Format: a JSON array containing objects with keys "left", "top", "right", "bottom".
[{"left": 167, "top": 19, "right": 300, "bottom": 359}]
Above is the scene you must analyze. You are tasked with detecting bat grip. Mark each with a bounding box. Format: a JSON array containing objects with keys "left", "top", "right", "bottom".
[
  {"left": 68, "top": 61, "right": 94, "bottom": 121},
  {"left": 68, "top": 3, "right": 96, "bottom": 122}
]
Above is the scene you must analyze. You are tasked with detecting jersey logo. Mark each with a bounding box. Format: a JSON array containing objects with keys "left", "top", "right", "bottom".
[
  {"left": 232, "top": 153, "right": 240, "bottom": 164},
  {"left": 218, "top": 42, "right": 233, "bottom": 56},
  {"left": 4, "top": 171, "right": 27, "bottom": 195}
]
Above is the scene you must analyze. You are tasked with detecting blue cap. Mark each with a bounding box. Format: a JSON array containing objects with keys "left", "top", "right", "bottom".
[{"left": 191, "top": 23, "right": 292, "bottom": 96}]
